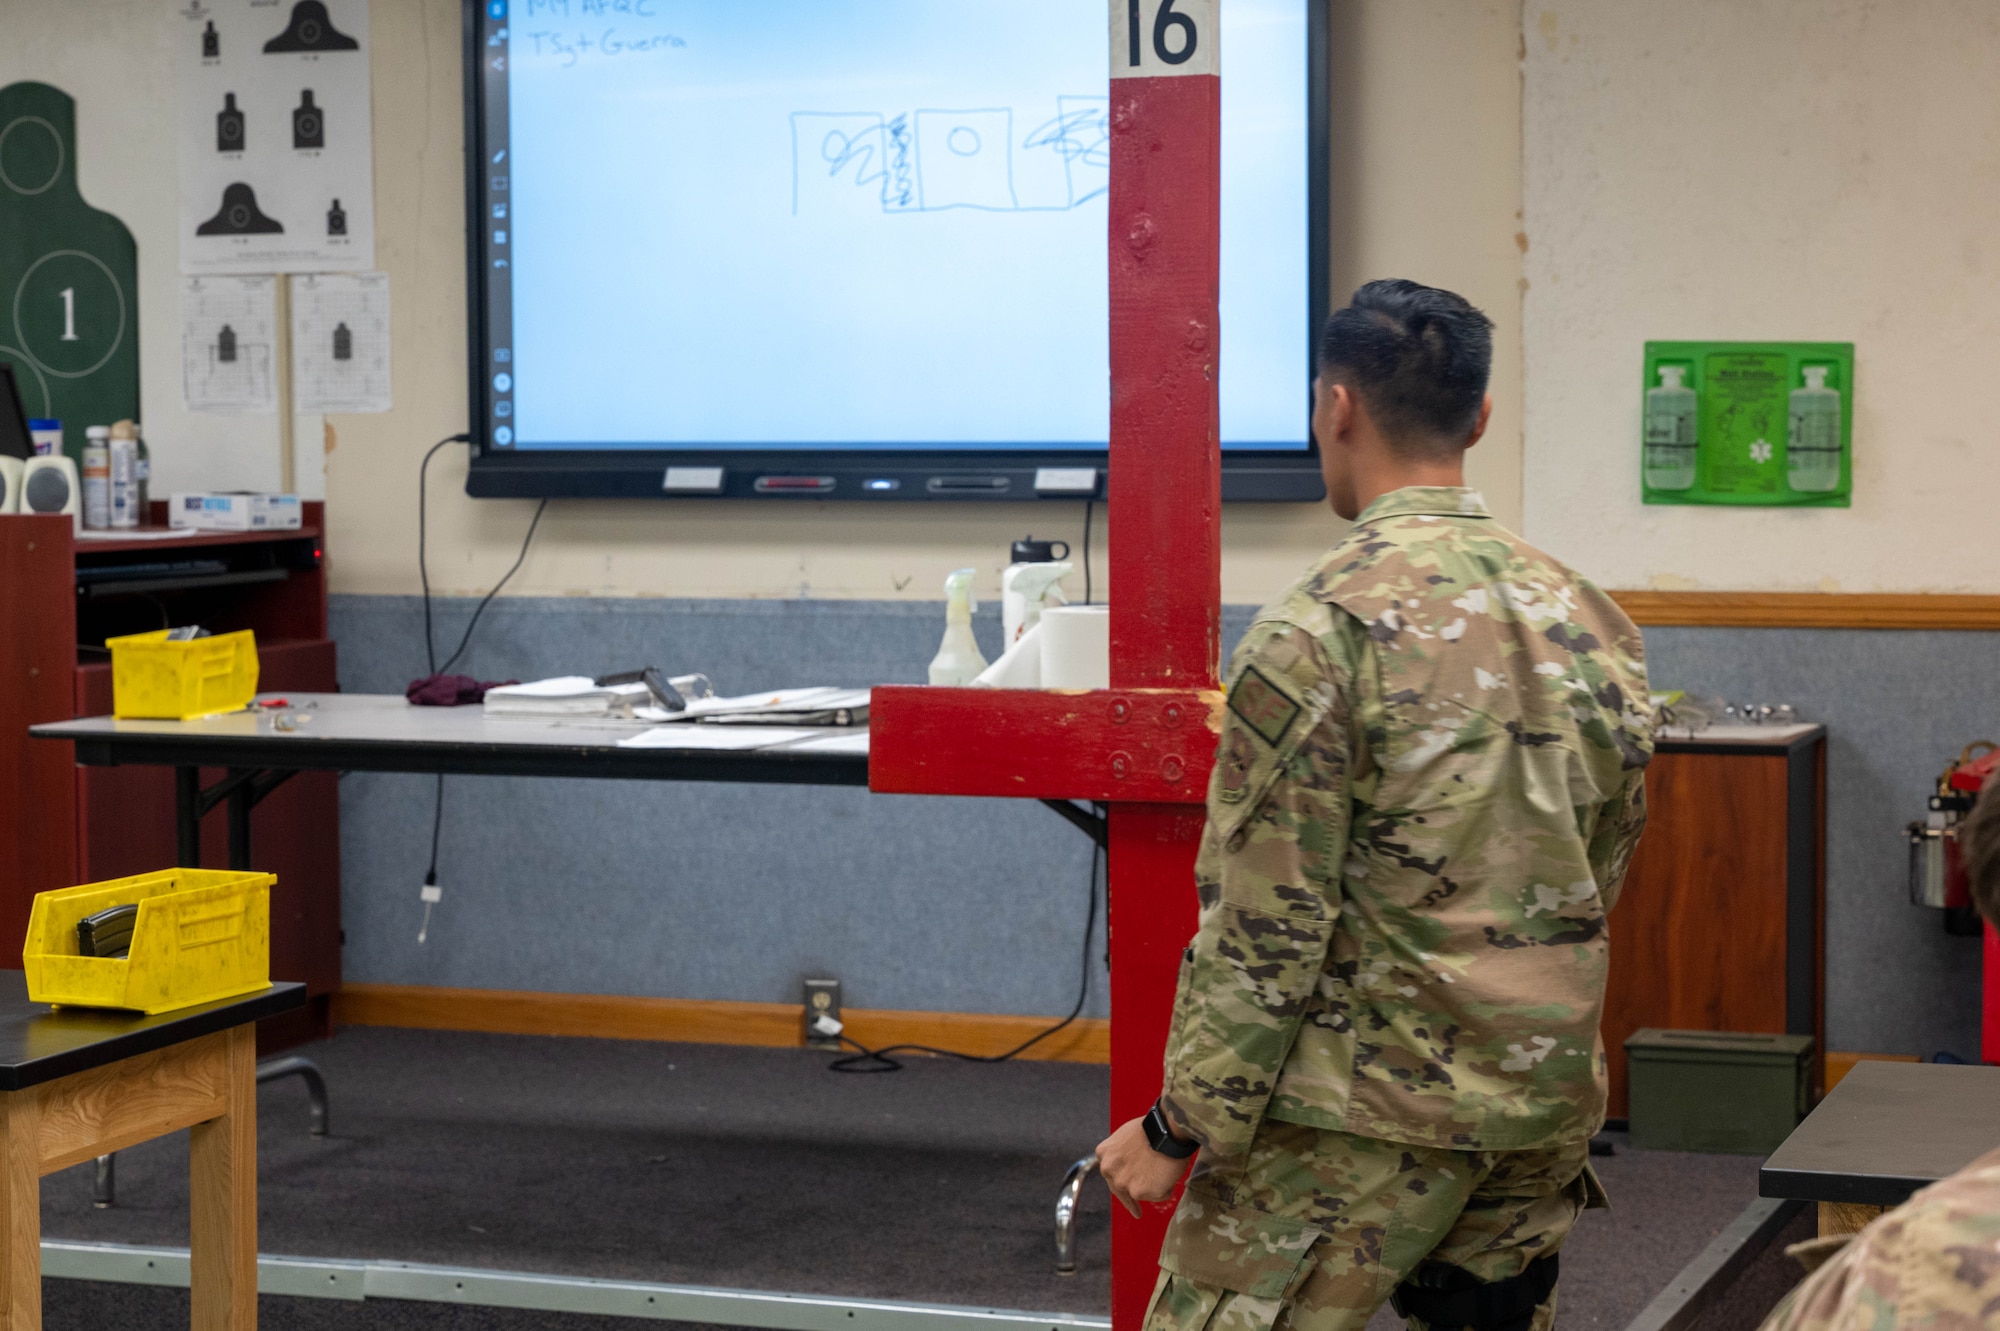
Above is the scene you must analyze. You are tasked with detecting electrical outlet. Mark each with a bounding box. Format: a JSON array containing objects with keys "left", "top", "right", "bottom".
[{"left": 803, "top": 978, "right": 842, "bottom": 1050}]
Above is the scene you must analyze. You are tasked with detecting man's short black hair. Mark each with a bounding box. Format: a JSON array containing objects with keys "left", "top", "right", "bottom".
[{"left": 1317, "top": 279, "right": 1494, "bottom": 455}]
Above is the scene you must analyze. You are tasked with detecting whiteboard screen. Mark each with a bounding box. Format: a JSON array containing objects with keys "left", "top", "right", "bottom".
[{"left": 478, "top": 0, "right": 1311, "bottom": 453}]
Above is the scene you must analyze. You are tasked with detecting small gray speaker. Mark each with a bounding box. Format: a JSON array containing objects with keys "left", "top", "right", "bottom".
[
  {"left": 0, "top": 456, "right": 20, "bottom": 514},
  {"left": 21, "top": 455, "right": 80, "bottom": 530}
]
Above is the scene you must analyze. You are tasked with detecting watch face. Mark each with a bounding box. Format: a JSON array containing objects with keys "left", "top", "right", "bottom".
[{"left": 1145, "top": 1103, "right": 1195, "bottom": 1156}]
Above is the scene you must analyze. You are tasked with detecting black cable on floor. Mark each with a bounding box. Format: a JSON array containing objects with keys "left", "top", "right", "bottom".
[{"left": 829, "top": 831, "right": 1103, "bottom": 1073}]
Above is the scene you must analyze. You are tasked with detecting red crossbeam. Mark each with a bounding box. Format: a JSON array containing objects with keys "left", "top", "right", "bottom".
[{"left": 867, "top": 688, "right": 1220, "bottom": 803}]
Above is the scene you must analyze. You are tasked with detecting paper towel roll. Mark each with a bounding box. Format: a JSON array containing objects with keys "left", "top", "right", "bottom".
[
  {"left": 1041, "top": 604, "right": 1109, "bottom": 689},
  {"left": 972, "top": 620, "right": 1043, "bottom": 689}
]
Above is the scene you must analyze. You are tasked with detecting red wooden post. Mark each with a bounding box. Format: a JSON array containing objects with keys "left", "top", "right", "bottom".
[
  {"left": 1106, "top": 6, "right": 1221, "bottom": 1325},
  {"left": 870, "top": 7, "right": 1223, "bottom": 1327}
]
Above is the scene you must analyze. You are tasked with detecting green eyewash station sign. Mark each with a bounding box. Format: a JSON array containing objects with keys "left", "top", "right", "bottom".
[{"left": 1641, "top": 342, "right": 1854, "bottom": 507}]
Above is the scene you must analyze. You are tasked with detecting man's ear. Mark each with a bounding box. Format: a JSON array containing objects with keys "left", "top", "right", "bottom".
[
  {"left": 1464, "top": 393, "right": 1493, "bottom": 451},
  {"left": 1327, "top": 382, "right": 1355, "bottom": 445}
]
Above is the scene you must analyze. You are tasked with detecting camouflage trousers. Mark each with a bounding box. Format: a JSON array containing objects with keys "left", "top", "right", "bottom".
[{"left": 1144, "top": 1121, "right": 1602, "bottom": 1331}]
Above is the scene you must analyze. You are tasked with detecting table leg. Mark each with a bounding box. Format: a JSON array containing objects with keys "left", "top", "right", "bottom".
[
  {"left": 177, "top": 766, "right": 202, "bottom": 869},
  {"left": 0, "top": 1091, "right": 39, "bottom": 1330},
  {"left": 190, "top": 1026, "right": 257, "bottom": 1331},
  {"left": 1818, "top": 1201, "right": 1884, "bottom": 1237},
  {"left": 226, "top": 773, "right": 253, "bottom": 871}
]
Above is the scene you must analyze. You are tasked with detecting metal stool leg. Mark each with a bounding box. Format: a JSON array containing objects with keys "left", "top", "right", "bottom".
[
  {"left": 256, "top": 1055, "right": 330, "bottom": 1136},
  {"left": 1055, "top": 1154, "right": 1099, "bottom": 1274},
  {"left": 89, "top": 1056, "right": 328, "bottom": 1209}
]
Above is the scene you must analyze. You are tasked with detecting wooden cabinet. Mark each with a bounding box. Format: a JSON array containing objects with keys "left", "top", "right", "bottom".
[
  {"left": 0, "top": 502, "right": 338, "bottom": 1048},
  {"left": 1603, "top": 725, "right": 1826, "bottom": 1117}
]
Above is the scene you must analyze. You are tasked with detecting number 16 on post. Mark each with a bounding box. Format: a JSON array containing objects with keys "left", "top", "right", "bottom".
[{"left": 1113, "top": 0, "right": 1218, "bottom": 78}]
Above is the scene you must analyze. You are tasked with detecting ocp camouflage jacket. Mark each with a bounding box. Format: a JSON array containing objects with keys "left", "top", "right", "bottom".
[{"left": 1160, "top": 486, "right": 1652, "bottom": 1158}]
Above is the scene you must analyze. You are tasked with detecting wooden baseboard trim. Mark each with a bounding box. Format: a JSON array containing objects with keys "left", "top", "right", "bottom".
[
  {"left": 1611, "top": 591, "right": 2000, "bottom": 630},
  {"left": 332, "top": 984, "right": 1110, "bottom": 1064}
]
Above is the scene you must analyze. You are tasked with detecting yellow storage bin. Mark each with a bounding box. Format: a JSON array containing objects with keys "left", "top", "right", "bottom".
[
  {"left": 107, "top": 629, "right": 260, "bottom": 720},
  {"left": 23, "top": 869, "right": 274, "bottom": 1014}
]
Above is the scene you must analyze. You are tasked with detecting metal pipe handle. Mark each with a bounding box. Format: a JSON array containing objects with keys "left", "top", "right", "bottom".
[{"left": 1055, "top": 1154, "right": 1099, "bottom": 1275}]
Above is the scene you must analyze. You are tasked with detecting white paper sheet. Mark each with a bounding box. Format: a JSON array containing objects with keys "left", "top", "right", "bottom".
[
  {"left": 616, "top": 726, "right": 829, "bottom": 751},
  {"left": 291, "top": 271, "right": 391, "bottom": 412},
  {"left": 75, "top": 528, "right": 207, "bottom": 541},
  {"left": 181, "top": 275, "right": 278, "bottom": 414},
  {"left": 771, "top": 731, "right": 871, "bottom": 755},
  {"left": 674, "top": 687, "right": 872, "bottom": 719},
  {"left": 178, "top": 0, "right": 377, "bottom": 274}
]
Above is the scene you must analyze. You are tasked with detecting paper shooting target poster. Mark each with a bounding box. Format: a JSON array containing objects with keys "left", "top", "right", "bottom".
[{"left": 177, "top": 0, "right": 376, "bottom": 274}]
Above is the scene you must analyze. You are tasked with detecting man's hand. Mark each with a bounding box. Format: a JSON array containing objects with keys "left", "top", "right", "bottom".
[{"left": 1095, "top": 1114, "right": 1195, "bottom": 1218}]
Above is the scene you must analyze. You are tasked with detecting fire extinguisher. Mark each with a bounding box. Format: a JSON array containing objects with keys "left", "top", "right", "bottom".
[{"left": 1908, "top": 741, "right": 2000, "bottom": 937}]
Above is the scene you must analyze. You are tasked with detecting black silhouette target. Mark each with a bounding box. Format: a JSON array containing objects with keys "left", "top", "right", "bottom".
[
  {"left": 196, "top": 182, "right": 284, "bottom": 235},
  {"left": 293, "top": 91, "right": 324, "bottom": 149},
  {"left": 264, "top": 2, "right": 359, "bottom": 53}
]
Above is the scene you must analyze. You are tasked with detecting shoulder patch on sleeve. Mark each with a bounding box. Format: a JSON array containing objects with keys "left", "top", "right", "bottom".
[{"left": 1228, "top": 666, "right": 1302, "bottom": 748}]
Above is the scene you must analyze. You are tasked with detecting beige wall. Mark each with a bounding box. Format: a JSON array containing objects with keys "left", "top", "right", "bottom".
[
  {"left": 1326, "top": 0, "right": 1524, "bottom": 529},
  {"left": 333, "top": 0, "right": 1529, "bottom": 604},
  {"left": 1522, "top": 0, "right": 2000, "bottom": 593}
]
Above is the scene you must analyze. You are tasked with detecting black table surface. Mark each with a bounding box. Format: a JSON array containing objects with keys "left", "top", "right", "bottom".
[
  {"left": 30, "top": 693, "right": 870, "bottom": 788},
  {"left": 1761, "top": 1060, "right": 2000, "bottom": 1206},
  {"left": 0, "top": 971, "right": 304, "bottom": 1091}
]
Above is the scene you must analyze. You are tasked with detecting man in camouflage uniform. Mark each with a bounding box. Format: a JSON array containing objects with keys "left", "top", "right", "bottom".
[
  {"left": 1752, "top": 779, "right": 2000, "bottom": 1331},
  {"left": 1095, "top": 280, "right": 1653, "bottom": 1331}
]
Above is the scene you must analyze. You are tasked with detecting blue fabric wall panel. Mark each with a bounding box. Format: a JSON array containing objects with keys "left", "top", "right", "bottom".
[
  {"left": 330, "top": 596, "right": 1989, "bottom": 1058},
  {"left": 332, "top": 595, "right": 1104, "bottom": 1017}
]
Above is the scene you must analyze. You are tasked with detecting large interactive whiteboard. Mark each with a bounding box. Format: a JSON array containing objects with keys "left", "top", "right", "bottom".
[{"left": 467, "top": 0, "right": 1325, "bottom": 499}]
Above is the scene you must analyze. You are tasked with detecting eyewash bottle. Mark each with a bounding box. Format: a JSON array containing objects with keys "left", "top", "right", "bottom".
[
  {"left": 1787, "top": 366, "right": 1842, "bottom": 493},
  {"left": 1643, "top": 365, "right": 1698, "bottom": 491},
  {"left": 928, "top": 568, "right": 989, "bottom": 686}
]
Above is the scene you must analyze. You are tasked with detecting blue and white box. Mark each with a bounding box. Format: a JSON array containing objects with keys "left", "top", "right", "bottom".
[{"left": 169, "top": 492, "right": 302, "bottom": 531}]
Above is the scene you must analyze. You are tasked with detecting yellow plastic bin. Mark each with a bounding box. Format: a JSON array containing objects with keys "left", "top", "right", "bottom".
[
  {"left": 107, "top": 629, "right": 260, "bottom": 720},
  {"left": 23, "top": 869, "right": 274, "bottom": 1014}
]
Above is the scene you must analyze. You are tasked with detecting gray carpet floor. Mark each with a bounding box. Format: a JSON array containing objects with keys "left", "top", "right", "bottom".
[{"left": 29, "top": 1027, "right": 1802, "bottom": 1329}]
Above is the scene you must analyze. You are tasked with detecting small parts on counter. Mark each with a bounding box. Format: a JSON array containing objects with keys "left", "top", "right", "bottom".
[{"left": 1651, "top": 691, "right": 1799, "bottom": 735}]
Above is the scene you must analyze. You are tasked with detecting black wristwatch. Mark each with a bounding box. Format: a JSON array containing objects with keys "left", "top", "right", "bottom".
[{"left": 1143, "top": 1099, "right": 1200, "bottom": 1159}]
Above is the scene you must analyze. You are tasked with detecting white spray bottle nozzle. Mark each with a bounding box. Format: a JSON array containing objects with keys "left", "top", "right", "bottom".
[
  {"left": 1001, "top": 561, "right": 1072, "bottom": 643},
  {"left": 929, "top": 568, "right": 987, "bottom": 686},
  {"left": 943, "top": 567, "right": 977, "bottom": 623},
  {"left": 1659, "top": 365, "right": 1686, "bottom": 388},
  {"left": 1803, "top": 366, "right": 1828, "bottom": 389}
]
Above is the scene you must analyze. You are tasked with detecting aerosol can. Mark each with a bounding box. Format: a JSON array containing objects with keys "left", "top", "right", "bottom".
[{"left": 928, "top": 568, "right": 988, "bottom": 686}]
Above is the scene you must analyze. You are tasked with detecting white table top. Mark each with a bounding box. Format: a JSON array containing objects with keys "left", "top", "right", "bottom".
[{"left": 32, "top": 693, "right": 870, "bottom": 785}]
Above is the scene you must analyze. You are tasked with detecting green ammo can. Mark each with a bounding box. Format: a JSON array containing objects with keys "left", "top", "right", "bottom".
[{"left": 1623, "top": 1029, "right": 1816, "bottom": 1155}]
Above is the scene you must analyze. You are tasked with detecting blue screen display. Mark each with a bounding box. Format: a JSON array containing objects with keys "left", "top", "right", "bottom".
[{"left": 483, "top": 0, "right": 1310, "bottom": 452}]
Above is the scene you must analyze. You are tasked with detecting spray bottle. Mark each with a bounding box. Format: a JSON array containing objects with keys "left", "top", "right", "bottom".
[
  {"left": 1643, "top": 365, "right": 1698, "bottom": 491},
  {"left": 1787, "top": 366, "right": 1842, "bottom": 493},
  {"left": 1002, "top": 561, "right": 1072, "bottom": 647},
  {"left": 928, "top": 568, "right": 988, "bottom": 686}
]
